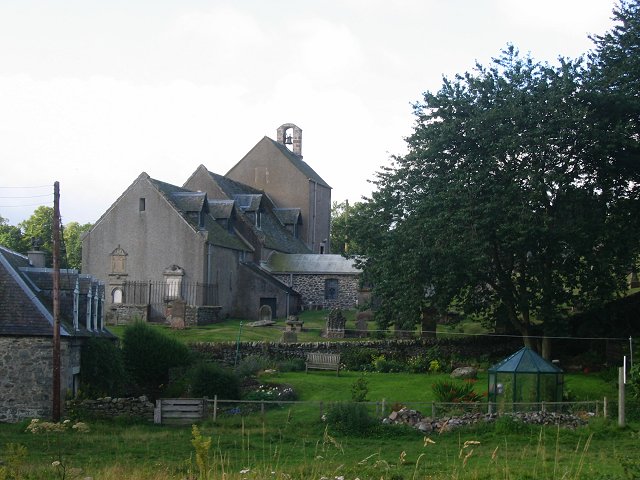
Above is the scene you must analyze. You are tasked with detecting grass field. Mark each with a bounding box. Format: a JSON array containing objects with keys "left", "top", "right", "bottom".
[{"left": 1, "top": 369, "right": 634, "bottom": 480}]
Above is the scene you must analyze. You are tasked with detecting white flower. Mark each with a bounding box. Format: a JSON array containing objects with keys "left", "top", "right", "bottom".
[
  {"left": 52, "top": 460, "right": 61, "bottom": 467},
  {"left": 240, "top": 468, "right": 250, "bottom": 474}
]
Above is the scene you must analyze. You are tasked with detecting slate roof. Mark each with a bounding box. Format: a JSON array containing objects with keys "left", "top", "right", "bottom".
[
  {"left": 265, "top": 253, "right": 361, "bottom": 274},
  {"left": 234, "top": 194, "right": 262, "bottom": 212},
  {"left": 240, "top": 262, "right": 299, "bottom": 295},
  {"left": 207, "top": 171, "right": 263, "bottom": 197},
  {"left": 148, "top": 176, "right": 251, "bottom": 252},
  {"left": 274, "top": 208, "right": 301, "bottom": 225},
  {"left": 208, "top": 200, "right": 235, "bottom": 220},
  {"left": 0, "top": 246, "right": 114, "bottom": 338},
  {"left": 258, "top": 211, "right": 310, "bottom": 254}
]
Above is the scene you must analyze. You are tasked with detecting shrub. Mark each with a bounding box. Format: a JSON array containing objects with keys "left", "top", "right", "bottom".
[
  {"left": 372, "top": 354, "right": 406, "bottom": 373},
  {"left": 190, "top": 362, "right": 240, "bottom": 400},
  {"left": 234, "top": 355, "right": 273, "bottom": 379},
  {"left": 407, "top": 355, "right": 429, "bottom": 373},
  {"left": 351, "top": 375, "right": 369, "bottom": 402},
  {"left": 341, "top": 347, "right": 376, "bottom": 371},
  {"left": 429, "top": 359, "right": 442, "bottom": 374},
  {"left": 276, "top": 358, "right": 306, "bottom": 372},
  {"left": 431, "top": 379, "right": 482, "bottom": 403},
  {"left": 121, "top": 321, "right": 192, "bottom": 398},
  {"left": 80, "top": 337, "right": 126, "bottom": 397},
  {"left": 325, "top": 402, "right": 376, "bottom": 435}
]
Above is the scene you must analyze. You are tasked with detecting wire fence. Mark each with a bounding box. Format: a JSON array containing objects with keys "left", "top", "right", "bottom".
[{"left": 155, "top": 397, "right": 615, "bottom": 425}]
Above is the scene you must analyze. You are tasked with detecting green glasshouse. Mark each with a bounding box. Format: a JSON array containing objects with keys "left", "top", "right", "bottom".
[{"left": 488, "top": 347, "right": 563, "bottom": 411}]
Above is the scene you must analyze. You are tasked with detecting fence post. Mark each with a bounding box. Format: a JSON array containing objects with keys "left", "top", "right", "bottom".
[
  {"left": 595, "top": 400, "right": 599, "bottom": 417},
  {"left": 618, "top": 367, "right": 625, "bottom": 427},
  {"left": 154, "top": 399, "right": 162, "bottom": 425},
  {"left": 541, "top": 401, "right": 546, "bottom": 412},
  {"left": 603, "top": 397, "right": 608, "bottom": 418},
  {"left": 381, "top": 398, "right": 386, "bottom": 417},
  {"left": 261, "top": 401, "right": 265, "bottom": 420},
  {"left": 213, "top": 395, "right": 218, "bottom": 422}
]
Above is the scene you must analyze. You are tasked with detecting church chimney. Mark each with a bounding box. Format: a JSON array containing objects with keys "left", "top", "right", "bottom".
[{"left": 276, "top": 123, "right": 302, "bottom": 157}]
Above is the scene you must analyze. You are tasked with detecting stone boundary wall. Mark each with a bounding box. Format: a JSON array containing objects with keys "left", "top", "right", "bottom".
[
  {"left": 273, "top": 273, "right": 359, "bottom": 310},
  {"left": 190, "top": 336, "right": 522, "bottom": 367},
  {"left": 107, "top": 304, "right": 149, "bottom": 325},
  {"left": 186, "top": 305, "right": 222, "bottom": 326},
  {"left": 66, "top": 396, "right": 155, "bottom": 421}
]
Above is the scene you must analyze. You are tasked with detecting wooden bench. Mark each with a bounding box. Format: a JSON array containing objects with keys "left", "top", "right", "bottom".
[{"left": 305, "top": 352, "right": 341, "bottom": 375}]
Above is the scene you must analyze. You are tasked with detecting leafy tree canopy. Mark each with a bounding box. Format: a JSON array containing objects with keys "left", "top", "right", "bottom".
[{"left": 349, "top": 2, "right": 640, "bottom": 355}]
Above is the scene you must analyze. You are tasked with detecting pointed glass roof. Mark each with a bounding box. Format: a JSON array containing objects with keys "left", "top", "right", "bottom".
[{"left": 488, "top": 347, "right": 563, "bottom": 374}]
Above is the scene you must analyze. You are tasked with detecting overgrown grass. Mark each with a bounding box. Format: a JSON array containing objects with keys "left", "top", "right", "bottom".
[{"left": 1, "top": 412, "right": 638, "bottom": 479}]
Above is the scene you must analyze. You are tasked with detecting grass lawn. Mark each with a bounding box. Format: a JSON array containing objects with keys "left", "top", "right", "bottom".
[{"left": 0, "top": 370, "right": 630, "bottom": 479}]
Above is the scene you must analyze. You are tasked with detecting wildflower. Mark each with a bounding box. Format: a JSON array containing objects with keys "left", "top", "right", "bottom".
[
  {"left": 52, "top": 460, "right": 61, "bottom": 467},
  {"left": 240, "top": 468, "right": 250, "bottom": 474},
  {"left": 424, "top": 436, "right": 436, "bottom": 447}
]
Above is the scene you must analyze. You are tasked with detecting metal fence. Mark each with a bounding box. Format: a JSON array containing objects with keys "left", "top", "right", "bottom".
[{"left": 122, "top": 280, "right": 218, "bottom": 320}]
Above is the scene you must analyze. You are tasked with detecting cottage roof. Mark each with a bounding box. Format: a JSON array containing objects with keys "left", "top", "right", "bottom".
[
  {"left": 0, "top": 246, "right": 114, "bottom": 338},
  {"left": 265, "top": 253, "right": 361, "bottom": 274}
]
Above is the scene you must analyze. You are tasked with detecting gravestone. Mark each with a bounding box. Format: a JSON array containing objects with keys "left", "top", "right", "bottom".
[
  {"left": 280, "top": 330, "right": 298, "bottom": 343},
  {"left": 355, "top": 316, "right": 368, "bottom": 337},
  {"left": 169, "top": 299, "right": 186, "bottom": 330},
  {"left": 259, "top": 305, "right": 272, "bottom": 322},
  {"left": 325, "top": 308, "right": 346, "bottom": 339},
  {"left": 285, "top": 314, "right": 303, "bottom": 332}
]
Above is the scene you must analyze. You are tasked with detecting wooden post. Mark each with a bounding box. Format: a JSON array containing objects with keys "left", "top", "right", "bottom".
[
  {"left": 154, "top": 399, "right": 162, "bottom": 424},
  {"left": 431, "top": 401, "right": 436, "bottom": 418},
  {"left": 52, "top": 181, "right": 61, "bottom": 422},
  {"left": 618, "top": 368, "right": 625, "bottom": 427},
  {"left": 603, "top": 397, "right": 608, "bottom": 418},
  {"left": 213, "top": 395, "right": 218, "bottom": 422}
]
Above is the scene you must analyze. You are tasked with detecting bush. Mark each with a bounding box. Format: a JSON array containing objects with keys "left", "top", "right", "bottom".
[
  {"left": 190, "top": 362, "right": 240, "bottom": 400},
  {"left": 276, "top": 358, "right": 306, "bottom": 372},
  {"left": 234, "top": 355, "right": 273, "bottom": 379},
  {"left": 121, "top": 321, "right": 192, "bottom": 398},
  {"left": 341, "top": 347, "right": 377, "bottom": 371},
  {"left": 407, "top": 355, "right": 429, "bottom": 373},
  {"left": 325, "top": 402, "right": 376, "bottom": 435},
  {"left": 431, "top": 379, "right": 482, "bottom": 403},
  {"left": 372, "top": 354, "right": 406, "bottom": 373},
  {"left": 80, "top": 337, "right": 126, "bottom": 397},
  {"left": 351, "top": 376, "right": 369, "bottom": 402}
]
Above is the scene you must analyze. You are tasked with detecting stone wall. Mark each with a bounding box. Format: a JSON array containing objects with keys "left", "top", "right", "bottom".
[
  {"left": 190, "top": 336, "right": 522, "bottom": 367},
  {"left": 0, "top": 337, "right": 79, "bottom": 423},
  {"left": 66, "top": 396, "right": 155, "bottom": 421},
  {"left": 185, "top": 305, "right": 222, "bottom": 326},
  {"left": 273, "top": 273, "right": 359, "bottom": 310},
  {"left": 107, "top": 304, "right": 149, "bottom": 325}
]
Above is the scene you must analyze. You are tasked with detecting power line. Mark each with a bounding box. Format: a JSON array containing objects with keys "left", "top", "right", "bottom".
[
  {"left": 0, "top": 201, "right": 53, "bottom": 208},
  {"left": 0, "top": 184, "right": 52, "bottom": 189},
  {"left": 0, "top": 194, "right": 52, "bottom": 199}
]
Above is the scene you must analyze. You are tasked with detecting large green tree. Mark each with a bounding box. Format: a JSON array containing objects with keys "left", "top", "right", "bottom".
[
  {"left": 19, "top": 206, "right": 54, "bottom": 263},
  {"left": 0, "top": 215, "right": 27, "bottom": 254},
  {"left": 350, "top": 8, "right": 640, "bottom": 355},
  {"left": 63, "top": 221, "right": 93, "bottom": 270}
]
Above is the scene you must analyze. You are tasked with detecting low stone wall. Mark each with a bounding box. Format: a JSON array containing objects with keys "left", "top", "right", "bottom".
[
  {"left": 107, "top": 304, "right": 149, "bottom": 325},
  {"left": 186, "top": 305, "right": 222, "bottom": 326},
  {"left": 190, "top": 336, "right": 522, "bottom": 367},
  {"left": 66, "top": 396, "right": 155, "bottom": 421}
]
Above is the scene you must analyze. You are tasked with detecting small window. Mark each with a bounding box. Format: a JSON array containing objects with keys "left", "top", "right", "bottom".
[
  {"left": 325, "top": 279, "right": 339, "bottom": 300},
  {"left": 139, "top": 198, "right": 146, "bottom": 212}
]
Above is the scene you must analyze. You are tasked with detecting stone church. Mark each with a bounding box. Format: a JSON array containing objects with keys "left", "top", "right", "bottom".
[{"left": 82, "top": 124, "right": 360, "bottom": 322}]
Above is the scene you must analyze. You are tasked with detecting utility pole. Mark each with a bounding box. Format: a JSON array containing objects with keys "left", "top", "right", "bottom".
[{"left": 52, "top": 181, "right": 61, "bottom": 421}]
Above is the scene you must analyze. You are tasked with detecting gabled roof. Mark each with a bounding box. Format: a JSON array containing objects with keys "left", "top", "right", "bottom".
[
  {"left": 170, "top": 191, "right": 207, "bottom": 213},
  {"left": 264, "top": 253, "right": 361, "bottom": 274},
  {"left": 488, "top": 347, "right": 563, "bottom": 374},
  {"left": 207, "top": 171, "right": 263, "bottom": 198},
  {"left": 234, "top": 194, "right": 262, "bottom": 212},
  {"left": 208, "top": 200, "right": 235, "bottom": 220},
  {"left": 274, "top": 208, "right": 301, "bottom": 225},
  {"left": 227, "top": 137, "right": 331, "bottom": 189}
]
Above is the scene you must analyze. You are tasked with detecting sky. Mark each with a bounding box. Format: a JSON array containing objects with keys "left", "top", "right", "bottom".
[{"left": 0, "top": 0, "right": 619, "bottom": 226}]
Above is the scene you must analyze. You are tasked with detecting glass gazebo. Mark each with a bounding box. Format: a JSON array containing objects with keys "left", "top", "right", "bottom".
[{"left": 488, "top": 347, "right": 563, "bottom": 411}]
